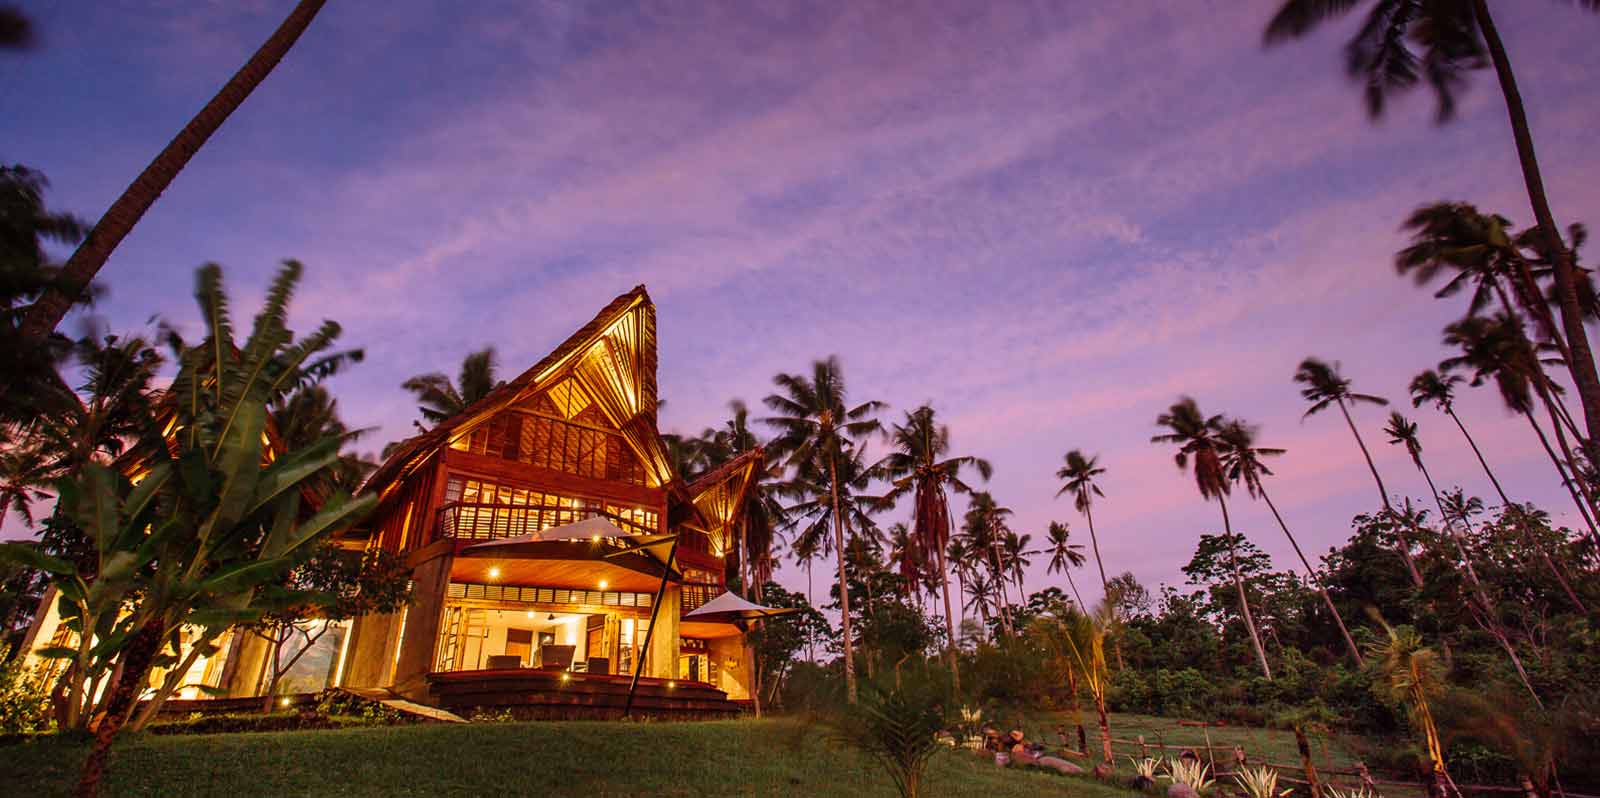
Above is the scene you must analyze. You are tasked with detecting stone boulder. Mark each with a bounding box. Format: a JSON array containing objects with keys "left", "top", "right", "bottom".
[
  {"left": 1032, "top": 756, "right": 1085, "bottom": 775},
  {"left": 1168, "top": 782, "right": 1201, "bottom": 798}
]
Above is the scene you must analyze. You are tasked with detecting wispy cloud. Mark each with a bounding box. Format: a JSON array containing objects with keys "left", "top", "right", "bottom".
[{"left": 8, "top": 1, "right": 1600, "bottom": 599}]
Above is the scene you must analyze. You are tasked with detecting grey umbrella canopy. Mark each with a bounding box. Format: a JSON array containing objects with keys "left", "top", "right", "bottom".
[{"left": 683, "top": 591, "right": 798, "bottom": 622}]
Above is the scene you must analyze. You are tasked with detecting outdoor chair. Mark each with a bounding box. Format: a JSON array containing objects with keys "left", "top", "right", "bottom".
[
  {"left": 486, "top": 654, "right": 523, "bottom": 669},
  {"left": 536, "top": 644, "right": 575, "bottom": 670},
  {"left": 586, "top": 657, "right": 610, "bottom": 675}
]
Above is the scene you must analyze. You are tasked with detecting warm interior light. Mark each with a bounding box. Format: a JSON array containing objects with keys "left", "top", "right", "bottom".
[
  {"left": 598, "top": 580, "right": 608, "bottom": 590},
  {"left": 488, "top": 566, "right": 502, "bottom": 579},
  {"left": 526, "top": 611, "right": 536, "bottom": 619},
  {"left": 591, "top": 534, "right": 601, "bottom": 542},
  {"left": 560, "top": 673, "right": 570, "bottom": 683},
  {"left": 280, "top": 697, "right": 291, "bottom": 708}
]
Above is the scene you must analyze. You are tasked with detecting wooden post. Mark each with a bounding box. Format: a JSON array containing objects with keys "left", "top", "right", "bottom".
[
  {"left": 624, "top": 534, "right": 681, "bottom": 719},
  {"left": 1234, "top": 746, "right": 1246, "bottom": 769},
  {"left": 1296, "top": 726, "right": 1322, "bottom": 798},
  {"left": 1138, "top": 735, "right": 1148, "bottom": 759},
  {"left": 1357, "top": 761, "right": 1377, "bottom": 795},
  {"left": 1202, "top": 724, "right": 1216, "bottom": 772}
]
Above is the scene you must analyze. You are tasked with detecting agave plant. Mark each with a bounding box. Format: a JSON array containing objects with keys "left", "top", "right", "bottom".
[
  {"left": 1325, "top": 787, "right": 1382, "bottom": 798},
  {"left": 1164, "top": 758, "right": 1215, "bottom": 794},
  {"left": 1234, "top": 765, "right": 1291, "bottom": 798},
  {"left": 1128, "top": 756, "right": 1162, "bottom": 791}
]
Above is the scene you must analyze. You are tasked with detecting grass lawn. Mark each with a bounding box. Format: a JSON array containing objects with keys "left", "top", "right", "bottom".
[
  {"left": 976, "top": 710, "right": 1419, "bottom": 793},
  {"left": 1, "top": 718, "right": 1139, "bottom": 798}
]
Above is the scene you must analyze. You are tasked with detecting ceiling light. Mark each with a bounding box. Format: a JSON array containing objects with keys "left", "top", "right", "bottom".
[{"left": 488, "top": 566, "right": 501, "bottom": 579}]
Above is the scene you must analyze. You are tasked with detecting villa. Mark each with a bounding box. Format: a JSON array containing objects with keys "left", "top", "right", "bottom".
[{"left": 21, "top": 286, "right": 767, "bottom": 719}]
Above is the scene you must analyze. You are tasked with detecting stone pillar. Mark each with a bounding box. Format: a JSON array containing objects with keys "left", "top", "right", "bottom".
[
  {"left": 223, "top": 631, "right": 272, "bottom": 698},
  {"left": 708, "top": 636, "right": 751, "bottom": 700},
  {"left": 340, "top": 610, "right": 403, "bottom": 689},
  {"left": 19, "top": 585, "right": 62, "bottom": 670},
  {"left": 390, "top": 547, "right": 453, "bottom": 699},
  {"left": 648, "top": 585, "right": 681, "bottom": 679}
]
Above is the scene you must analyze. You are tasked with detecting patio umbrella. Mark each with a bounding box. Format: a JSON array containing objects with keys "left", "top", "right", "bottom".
[{"left": 683, "top": 591, "right": 799, "bottom": 623}]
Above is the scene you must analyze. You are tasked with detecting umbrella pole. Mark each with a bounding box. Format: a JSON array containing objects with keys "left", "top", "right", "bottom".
[
  {"left": 624, "top": 535, "right": 680, "bottom": 719},
  {"left": 743, "top": 618, "right": 762, "bottom": 719}
]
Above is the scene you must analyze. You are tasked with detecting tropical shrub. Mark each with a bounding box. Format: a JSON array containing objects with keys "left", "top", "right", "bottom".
[
  {"left": 0, "top": 646, "right": 52, "bottom": 735},
  {"left": 0, "top": 261, "right": 375, "bottom": 797},
  {"left": 831, "top": 679, "right": 950, "bottom": 798}
]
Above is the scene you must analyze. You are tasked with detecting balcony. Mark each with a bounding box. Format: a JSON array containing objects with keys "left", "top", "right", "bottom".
[{"left": 437, "top": 501, "right": 656, "bottom": 542}]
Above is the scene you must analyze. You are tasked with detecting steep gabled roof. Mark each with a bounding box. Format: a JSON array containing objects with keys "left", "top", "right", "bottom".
[
  {"left": 363, "top": 286, "right": 674, "bottom": 501},
  {"left": 683, "top": 448, "right": 764, "bottom": 555}
]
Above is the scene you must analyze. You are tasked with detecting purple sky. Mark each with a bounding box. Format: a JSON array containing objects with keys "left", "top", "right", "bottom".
[{"left": 8, "top": 1, "right": 1600, "bottom": 605}]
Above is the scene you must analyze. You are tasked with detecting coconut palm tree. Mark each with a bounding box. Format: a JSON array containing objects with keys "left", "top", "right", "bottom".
[
  {"left": 0, "top": 6, "right": 32, "bottom": 49},
  {"left": 763, "top": 356, "right": 883, "bottom": 703},
  {"left": 1264, "top": 0, "right": 1600, "bottom": 448},
  {"left": 1442, "top": 314, "right": 1600, "bottom": 542},
  {"left": 1411, "top": 369, "right": 1514, "bottom": 507},
  {"left": 1, "top": 164, "right": 88, "bottom": 431},
  {"left": 1383, "top": 413, "right": 1555, "bottom": 699},
  {"left": 1367, "top": 620, "right": 1461, "bottom": 798},
  {"left": 1219, "top": 419, "right": 1363, "bottom": 665},
  {"left": 1058, "top": 604, "right": 1116, "bottom": 767},
  {"left": 270, "top": 385, "right": 376, "bottom": 502},
  {"left": 1398, "top": 203, "right": 1596, "bottom": 472},
  {"left": 874, "top": 404, "right": 990, "bottom": 693},
  {"left": 401, "top": 347, "right": 502, "bottom": 430},
  {"left": 1055, "top": 450, "right": 1112, "bottom": 600},
  {"left": 961, "top": 491, "right": 1017, "bottom": 637},
  {"left": 18, "top": 0, "right": 331, "bottom": 342},
  {"left": 945, "top": 536, "right": 975, "bottom": 627},
  {"left": 1001, "top": 530, "right": 1035, "bottom": 612},
  {"left": 1044, "top": 521, "right": 1088, "bottom": 611},
  {"left": 1295, "top": 357, "right": 1425, "bottom": 586},
  {"left": 696, "top": 400, "right": 786, "bottom": 600},
  {"left": 1152, "top": 397, "right": 1273, "bottom": 680}
]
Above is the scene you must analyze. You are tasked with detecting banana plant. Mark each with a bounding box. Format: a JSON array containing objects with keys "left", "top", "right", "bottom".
[{"left": 0, "top": 261, "right": 374, "bottom": 798}]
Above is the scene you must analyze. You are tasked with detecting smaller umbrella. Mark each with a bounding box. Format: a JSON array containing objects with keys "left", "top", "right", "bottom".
[{"left": 683, "top": 591, "right": 799, "bottom": 623}]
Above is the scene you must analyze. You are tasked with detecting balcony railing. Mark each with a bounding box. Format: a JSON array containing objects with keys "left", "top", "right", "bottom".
[{"left": 437, "top": 501, "right": 656, "bottom": 542}]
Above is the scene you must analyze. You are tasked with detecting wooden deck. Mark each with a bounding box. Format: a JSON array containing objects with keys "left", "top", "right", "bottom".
[{"left": 425, "top": 668, "right": 742, "bottom": 720}]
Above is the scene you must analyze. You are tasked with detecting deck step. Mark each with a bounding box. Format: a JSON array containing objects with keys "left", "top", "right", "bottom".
[{"left": 337, "top": 687, "right": 469, "bottom": 723}]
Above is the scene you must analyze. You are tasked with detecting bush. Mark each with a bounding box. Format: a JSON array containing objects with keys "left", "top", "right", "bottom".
[
  {"left": 0, "top": 648, "right": 53, "bottom": 736},
  {"left": 830, "top": 677, "right": 951, "bottom": 798},
  {"left": 147, "top": 712, "right": 336, "bottom": 736}
]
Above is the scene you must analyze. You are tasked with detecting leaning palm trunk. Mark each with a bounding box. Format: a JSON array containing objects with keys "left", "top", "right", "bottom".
[
  {"left": 1219, "top": 495, "right": 1272, "bottom": 680},
  {"left": 935, "top": 545, "right": 961, "bottom": 693},
  {"left": 19, "top": 0, "right": 329, "bottom": 342},
  {"left": 1337, "top": 399, "right": 1425, "bottom": 586},
  {"left": 1412, "top": 685, "right": 1459, "bottom": 798},
  {"left": 1523, "top": 409, "right": 1600, "bottom": 539},
  {"left": 1083, "top": 504, "right": 1110, "bottom": 596},
  {"left": 1443, "top": 406, "right": 1586, "bottom": 614},
  {"left": 987, "top": 546, "right": 1014, "bottom": 637},
  {"left": 1419, "top": 474, "right": 1548, "bottom": 703},
  {"left": 1535, "top": 382, "right": 1600, "bottom": 538},
  {"left": 1062, "top": 568, "right": 1087, "bottom": 614},
  {"left": 827, "top": 452, "right": 858, "bottom": 704},
  {"left": 1471, "top": 0, "right": 1600, "bottom": 447},
  {"left": 77, "top": 620, "right": 164, "bottom": 798},
  {"left": 1256, "top": 485, "right": 1362, "bottom": 665},
  {"left": 1446, "top": 406, "right": 1513, "bottom": 507}
]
